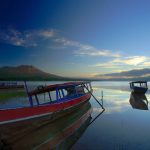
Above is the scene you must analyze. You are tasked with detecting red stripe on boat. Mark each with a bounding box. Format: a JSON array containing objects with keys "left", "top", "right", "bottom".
[{"left": 0, "top": 93, "right": 91, "bottom": 123}]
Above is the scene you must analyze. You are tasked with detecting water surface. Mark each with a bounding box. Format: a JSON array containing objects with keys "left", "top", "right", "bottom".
[
  {"left": 72, "top": 81, "right": 150, "bottom": 150},
  {"left": 1, "top": 81, "right": 150, "bottom": 150}
]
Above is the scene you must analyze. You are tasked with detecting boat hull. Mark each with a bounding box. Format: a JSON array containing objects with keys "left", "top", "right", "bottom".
[
  {"left": 0, "top": 102, "right": 92, "bottom": 149},
  {"left": 0, "top": 93, "right": 91, "bottom": 143},
  {"left": 131, "top": 87, "right": 148, "bottom": 94}
]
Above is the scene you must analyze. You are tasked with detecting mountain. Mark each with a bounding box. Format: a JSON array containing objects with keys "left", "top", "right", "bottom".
[
  {"left": 103, "top": 68, "right": 150, "bottom": 77},
  {"left": 0, "top": 65, "right": 64, "bottom": 81},
  {"left": 2, "top": 65, "right": 149, "bottom": 81},
  {"left": 95, "top": 68, "right": 150, "bottom": 81}
]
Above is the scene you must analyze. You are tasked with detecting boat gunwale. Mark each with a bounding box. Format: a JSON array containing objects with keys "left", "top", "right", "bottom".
[
  {"left": 0, "top": 93, "right": 91, "bottom": 124},
  {"left": 0, "top": 92, "right": 89, "bottom": 110}
]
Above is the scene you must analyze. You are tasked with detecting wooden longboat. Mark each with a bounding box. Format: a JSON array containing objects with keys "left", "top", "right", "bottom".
[{"left": 0, "top": 82, "right": 93, "bottom": 142}]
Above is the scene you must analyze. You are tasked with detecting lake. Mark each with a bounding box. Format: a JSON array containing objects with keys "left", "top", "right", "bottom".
[{"left": 1, "top": 81, "right": 150, "bottom": 150}]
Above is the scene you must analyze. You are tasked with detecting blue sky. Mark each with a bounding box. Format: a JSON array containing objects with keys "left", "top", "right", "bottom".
[{"left": 1, "top": 0, "right": 150, "bottom": 77}]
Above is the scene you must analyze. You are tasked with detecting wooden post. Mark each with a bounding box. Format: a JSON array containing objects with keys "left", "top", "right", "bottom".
[
  {"left": 56, "top": 87, "right": 59, "bottom": 100},
  {"left": 61, "top": 89, "right": 65, "bottom": 98},
  {"left": 101, "top": 91, "right": 103, "bottom": 106},
  {"left": 35, "top": 94, "right": 39, "bottom": 105},
  {"left": 24, "top": 81, "right": 33, "bottom": 107},
  {"left": 58, "top": 89, "right": 62, "bottom": 99},
  {"left": 82, "top": 83, "right": 105, "bottom": 110},
  {"left": 48, "top": 92, "right": 52, "bottom": 102}
]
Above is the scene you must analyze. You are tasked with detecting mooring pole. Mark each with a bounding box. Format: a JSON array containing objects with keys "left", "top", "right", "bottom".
[
  {"left": 82, "top": 84, "right": 105, "bottom": 110},
  {"left": 24, "top": 81, "right": 33, "bottom": 107},
  {"left": 101, "top": 90, "right": 103, "bottom": 106}
]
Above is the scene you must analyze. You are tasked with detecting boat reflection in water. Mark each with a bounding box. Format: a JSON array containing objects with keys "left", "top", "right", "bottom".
[
  {"left": 1, "top": 102, "right": 104, "bottom": 150},
  {"left": 129, "top": 91, "right": 148, "bottom": 110}
]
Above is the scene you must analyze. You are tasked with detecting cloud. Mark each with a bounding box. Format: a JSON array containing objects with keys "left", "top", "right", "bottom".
[
  {"left": 54, "top": 38, "right": 81, "bottom": 47},
  {"left": 112, "top": 56, "right": 147, "bottom": 66},
  {"left": 91, "top": 56, "right": 150, "bottom": 69},
  {"left": 0, "top": 27, "right": 121, "bottom": 59},
  {"left": 0, "top": 28, "right": 25, "bottom": 46},
  {"left": 2, "top": 27, "right": 149, "bottom": 70},
  {"left": 90, "top": 62, "right": 121, "bottom": 68},
  {"left": 75, "top": 45, "right": 121, "bottom": 58},
  {"left": 89, "top": 55, "right": 150, "bottom": 77},
  {"left": 141, "top": 61, "right": 150, "bottom": 67},
  {"left": 0, "top": 28, "right": 55, "bottom": 47},
  {"left": 25, "top": 29, "right": 55, "bottom": 39},
  {"left": 36, "top": 30, "right": 54, "bottom": 38},
  {"left": 54, "top": 37, "right": 121, "bottom": 58}
]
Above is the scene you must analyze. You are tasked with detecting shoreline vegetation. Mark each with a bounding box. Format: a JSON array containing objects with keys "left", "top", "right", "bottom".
[{"left": 0, "top": 91, "right": 26, "bottom": 101}]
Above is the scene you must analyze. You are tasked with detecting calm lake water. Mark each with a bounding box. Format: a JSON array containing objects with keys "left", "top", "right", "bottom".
[{"left": 1, "top": 81, "right": 150, "bottom": 150}]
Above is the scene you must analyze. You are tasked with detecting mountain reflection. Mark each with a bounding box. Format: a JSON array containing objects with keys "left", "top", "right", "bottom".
[
  {"left": 2, "top": 102, "right": 96, "bottom": 150},
  {"left": 129, "top": 92, "right": 148, "bottom": 110}
]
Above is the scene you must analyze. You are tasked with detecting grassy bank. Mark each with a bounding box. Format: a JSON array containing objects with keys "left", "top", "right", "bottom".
[{"left": 0, "top": 91, "right": 26, "bottom": 101}]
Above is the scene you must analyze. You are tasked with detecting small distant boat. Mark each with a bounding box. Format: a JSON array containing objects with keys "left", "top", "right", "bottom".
[
  {"left": 0, "top": 82, "right": 24, "bottom": 90},
  {"left": 129, "top": 81, "right": 148, "bottom": 94}
]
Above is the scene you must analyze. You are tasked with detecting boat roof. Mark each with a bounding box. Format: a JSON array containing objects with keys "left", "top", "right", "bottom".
[
  {"left": 28, "top": 81, "right": 91, "bottom": 96},
  {"left": 130, "top": 81, "right": 147, "bottom": 84}
]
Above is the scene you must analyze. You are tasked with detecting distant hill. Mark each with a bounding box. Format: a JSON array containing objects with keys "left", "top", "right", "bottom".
[
  {"left": 2, "top": 65, "right": 150, "bottom": 81},
  {"left": 95, "top": 68, "right": 150, "bottom": 81},
  {"left": 0, "top": 65, "right": 64, "bottom": 81},
  {"left": 103, "top": 68, "right": 150, "bottom": 77}
]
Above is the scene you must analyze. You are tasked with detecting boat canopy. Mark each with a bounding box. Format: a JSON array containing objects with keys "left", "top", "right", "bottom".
[
  {"left": 130, "top": 81, "right": 147, "bottom": 84},
  {"left": 130, "top": 81, "right": 148, "bottom": 88},
  {"left": 28, "top": 81, "right": 91, "bottom": 96}
]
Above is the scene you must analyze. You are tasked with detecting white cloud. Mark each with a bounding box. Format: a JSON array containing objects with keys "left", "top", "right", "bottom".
[
  {"left": 54, "top": 38, "right": 81, "bottom": 47},
  {"left": 2, "top": 27, "right": 150, "bottom": 71},
  {"left": 91, "top": 62, "right": 121, "bottom": 68},
  {"left": 91, "top": 56, "right": 150, "bottom": 69},
  {"left": 37, "top": 30, "right": 54, "bottom": 38},
  {"left": 53, "top": 37, "right": 121, "bottom": 58},
  {"left": 0, "top": 28, "right": 25, "bottom": 46},
  {"left": 89, "top": 55, "right": 150, "bottom": 77},
  {"left": 141, "top": 61, "right": 150, "bottom": 67},
  {"left": 75, "top": 45, "right": 121, "bottom": 58},
  {"left": 0, "top": 27, "right": 121, "bottom": 59},
  {"left": 112, "top": 56, "right": 147, "bottom": 66},
  {"left": 0, "top": 28, "right": 55, "bottom": 47}
]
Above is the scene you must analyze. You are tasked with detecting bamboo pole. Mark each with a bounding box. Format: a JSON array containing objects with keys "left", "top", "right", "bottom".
[{"left": 82, "top": 84, "right": 105, "bottom": 110}]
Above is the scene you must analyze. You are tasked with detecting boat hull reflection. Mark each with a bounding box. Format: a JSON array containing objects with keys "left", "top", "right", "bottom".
[
  {"left": 129, "top": 92, "right": 148, "bottom": 110},
  {"left": 1, "top": 102, "right": 92, "bottom": 150}
]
